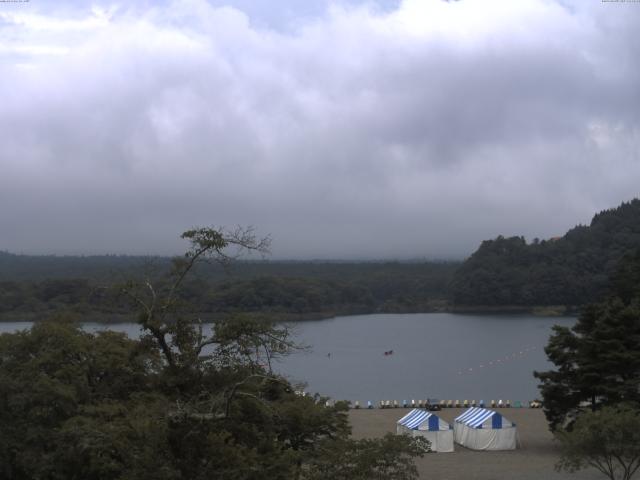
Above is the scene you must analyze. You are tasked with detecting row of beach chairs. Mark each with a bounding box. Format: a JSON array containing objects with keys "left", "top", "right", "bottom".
[
  {"left": 351, "top": 399, "right": 543, "bottom": 409},
  {"left": 438, "top": 399, "right": 542, "bottom": 408},
  {"left": 294, "top": 392, "right": 544, "bottom": 409}
]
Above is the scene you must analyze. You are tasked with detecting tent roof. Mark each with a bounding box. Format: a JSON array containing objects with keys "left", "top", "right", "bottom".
[
  {"left": 397, "top": 409, "right": 445, "bottom": 430},
  {"left": 455, "top": 407, "right": 511, "bottom": 429}
]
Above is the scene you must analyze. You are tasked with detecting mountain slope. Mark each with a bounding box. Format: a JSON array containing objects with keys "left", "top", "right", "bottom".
[{"left": 451, "top": 199, "right": 640, "bottom": 307}]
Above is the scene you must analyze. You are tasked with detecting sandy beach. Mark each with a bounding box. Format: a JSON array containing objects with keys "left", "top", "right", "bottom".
[{"left": 349, "top": 408, "right": 603, "bottom": 480}]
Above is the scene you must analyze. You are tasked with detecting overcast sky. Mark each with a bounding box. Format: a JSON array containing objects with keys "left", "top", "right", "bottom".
[{"left": 1, "top": 0, "right": 639, "bottom": 259}]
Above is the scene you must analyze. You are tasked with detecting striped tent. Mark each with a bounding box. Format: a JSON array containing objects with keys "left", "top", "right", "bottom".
[
  {"left": 454, "top": 407, "right": 517, "bottom": 450},
  {"left": 396, "top": 409, "right": 454, "bottom": 452}
]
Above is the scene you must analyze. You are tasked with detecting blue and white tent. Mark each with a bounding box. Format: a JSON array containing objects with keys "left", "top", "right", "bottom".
[
  {"left": 396, "top": 409, "right": 454, "bottom": 452},
  {"left": 454, "top": 407, "right": 518, "bottom": 450}
]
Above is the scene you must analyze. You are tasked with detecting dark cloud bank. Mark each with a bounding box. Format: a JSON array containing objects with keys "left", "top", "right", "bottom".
[{"left": 1, "top": 0, "right": 639, "bottom": 259}]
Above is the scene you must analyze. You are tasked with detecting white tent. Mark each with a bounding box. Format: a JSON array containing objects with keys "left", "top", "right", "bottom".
[
  {"left": 453, "top": 407, "right": 518, "bottom": 450},
  {"left": 396, "top": 409, "right": 454, "bottom": 452}
]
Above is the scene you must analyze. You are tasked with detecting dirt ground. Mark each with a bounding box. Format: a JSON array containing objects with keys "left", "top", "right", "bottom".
[{"left": 349, "top": 408, "right": 603, "bottom": 480}]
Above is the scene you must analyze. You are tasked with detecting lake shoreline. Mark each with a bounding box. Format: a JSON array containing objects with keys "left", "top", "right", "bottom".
[{"left": 0, "top": 305, "right": 578, "bottom": 324}]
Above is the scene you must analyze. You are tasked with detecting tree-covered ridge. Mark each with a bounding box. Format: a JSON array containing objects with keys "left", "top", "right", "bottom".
[
  {"left": 0, "top": 251, "right": 158, "bottom": 282},
  {"left": 451, "top": 199, "right": 640, "bottom": 307},
  {"left": 0, "top": 256, "right": 458, "bottom": 321},
  {"left": 0, "top": 251, "right": 457, "bottom": 283}
]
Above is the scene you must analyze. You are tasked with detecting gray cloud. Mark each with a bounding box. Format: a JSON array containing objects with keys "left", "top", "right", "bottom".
[{"left": 1, "top": 0, "right": 639, "bottom": 258}]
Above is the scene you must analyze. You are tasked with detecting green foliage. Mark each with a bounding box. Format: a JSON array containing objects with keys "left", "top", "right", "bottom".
[
  {"left": 0, "top": 227, "right": 425, "bottom": 479},
  {"left": 452, "top": 199, "right": 640, "bottom": 306},
  {"left": 612, "top": 250, "right": 640, "bottom": 305},
  {"left": 204, "top": 276, "right": 376, "bottom": 314},
  {"left": 303, "top": 434, "right": 428, "bottom": 480},
  {"left": 0, "top": 314, "right": 349, "bottom": 479},
  {"left": 0, "top": 261, "right": 457, "bottom": 321},
  {"left": 535, "top": 250, "right": 640, "bottom": 430},
  {"left": 556, "top": 405, "right": 640, "bottom": 480},
  {"left": 0, "top": 319, "right": 158, "bottom": 479}
]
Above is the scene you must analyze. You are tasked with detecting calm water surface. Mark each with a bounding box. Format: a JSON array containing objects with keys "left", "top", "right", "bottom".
[
  {"left": 278, "top": 313, "right": 574, "bottom": 403},
  {"left": 0, "top": 313, "right": 573, "bottom": 403}
]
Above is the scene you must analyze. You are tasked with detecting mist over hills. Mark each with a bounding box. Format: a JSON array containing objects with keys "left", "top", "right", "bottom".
[{"left": 2, "top": 199, "right": 640, "bottom": 320}]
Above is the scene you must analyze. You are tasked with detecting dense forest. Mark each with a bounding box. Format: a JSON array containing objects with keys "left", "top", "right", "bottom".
[
  {"left": 0, "top": 254, "right": 458, "bottom": 321},
  {"left": 451, "top": 199, "right": 640, "bottom": 307},
  {"left": 3, "top": 199, "right": 640, "bottom": 320}
]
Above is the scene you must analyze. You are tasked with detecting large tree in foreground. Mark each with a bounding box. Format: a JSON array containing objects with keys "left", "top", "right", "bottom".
[
  {"left": 534, "top": 297, "right": 640, "bottom": 430},
  {"left": 556, "top": 405, "right": 640, "bottom": 480},
  {"left": 0, "top": 227, "right": 426, "bottom": 480},
  {"left": 534, "top": 250, "right": 640, "bottom": 431}
]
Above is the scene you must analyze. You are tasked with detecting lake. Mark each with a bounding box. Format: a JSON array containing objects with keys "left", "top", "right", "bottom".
[{"left": 0, "top": 313, "right": 573, "bottom": 404}]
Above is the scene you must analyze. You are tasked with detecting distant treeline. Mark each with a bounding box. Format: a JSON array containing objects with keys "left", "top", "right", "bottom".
[
  {"left": 0, "top": 256, "right": 458, "bottom": 321},
  {"left": 4, "top": 199, "right": 640, "bottom": 319},
  {"left": 451, "top": 199, "right": 640, "bottom": 307}
]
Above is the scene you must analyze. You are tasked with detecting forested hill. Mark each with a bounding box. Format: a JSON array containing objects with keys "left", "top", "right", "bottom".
[
  {"left": 0, "top": 253, "right": 459, "bottom": 321},
  {"left": 0, "top": 252, "right": 162, "bottom": 281},
  {"left": 451, "top": 199, "right": 640, "bottom": 307}
]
